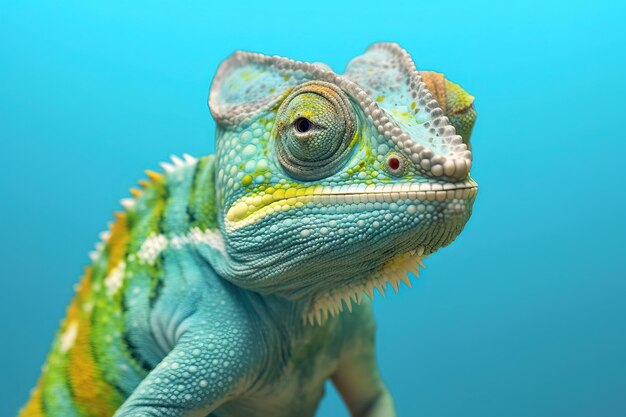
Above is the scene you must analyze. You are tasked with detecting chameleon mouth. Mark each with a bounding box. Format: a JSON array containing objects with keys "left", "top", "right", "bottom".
[{"left": 225, "top": 179, "right": 477, "bottom": 230}]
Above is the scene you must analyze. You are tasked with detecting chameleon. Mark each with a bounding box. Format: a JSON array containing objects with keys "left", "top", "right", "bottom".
[{"left": 19, "top": 42, "right": 477, "bottom": 417}]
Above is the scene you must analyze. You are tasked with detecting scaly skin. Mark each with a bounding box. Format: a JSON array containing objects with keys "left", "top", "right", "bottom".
[{"left": 19, "top": 43, "right": 478, "bottom": 417}]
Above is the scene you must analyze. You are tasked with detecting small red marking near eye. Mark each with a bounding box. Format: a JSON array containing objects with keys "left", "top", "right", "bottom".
[{"left": 388, "top": 157, "right": 401, "bottom": 171}]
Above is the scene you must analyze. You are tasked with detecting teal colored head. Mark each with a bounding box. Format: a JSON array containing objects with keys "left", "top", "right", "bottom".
[{"left": 205, "top": 43, "right": 477, "bottom": 324}]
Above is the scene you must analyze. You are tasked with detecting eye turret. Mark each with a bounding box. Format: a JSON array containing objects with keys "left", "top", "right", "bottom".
[{"left": 275, "top": 81, "right": 356, "bottom": 181}]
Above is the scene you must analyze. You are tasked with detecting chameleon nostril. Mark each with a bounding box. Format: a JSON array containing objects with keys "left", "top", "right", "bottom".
[
  {"left": 387, "top": 157, "right": 400, "bottom": 171},
  {"left": 385, "top": 153, "right": 406, "bottom": 176}
]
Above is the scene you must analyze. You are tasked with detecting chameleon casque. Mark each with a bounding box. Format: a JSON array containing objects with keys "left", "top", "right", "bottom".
[{"left": 19, "top": 42, "right": 477, "bottom": 417}]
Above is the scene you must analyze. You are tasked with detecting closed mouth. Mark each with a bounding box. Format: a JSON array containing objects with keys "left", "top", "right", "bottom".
[{"left": 226, "top": 179, "right": 478, "bottom": 229}]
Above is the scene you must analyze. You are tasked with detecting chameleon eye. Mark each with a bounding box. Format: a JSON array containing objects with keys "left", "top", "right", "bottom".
[
  {"left": 275, "top": 81, "right": 356, "bottom": 181},
  {"left": 294, "top": 117, "right": 311, "bottom": 133}
]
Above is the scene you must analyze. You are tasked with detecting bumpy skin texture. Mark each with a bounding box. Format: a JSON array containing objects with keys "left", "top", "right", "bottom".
[{"left": 19, "top": 43, "right": 477, "bottom": 417}]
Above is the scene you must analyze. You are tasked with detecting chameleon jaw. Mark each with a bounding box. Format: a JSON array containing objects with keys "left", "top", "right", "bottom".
[
  {"left": 225, "top": 180, "right": 477, "bottom": 230},
  {"left": 303, "top": 247, "right": 428, "bottom": 326}
]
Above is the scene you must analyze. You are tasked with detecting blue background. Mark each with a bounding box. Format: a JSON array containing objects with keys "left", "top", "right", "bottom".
[{"left": 2, "top": 1, "right": 625, "bottom": 416}]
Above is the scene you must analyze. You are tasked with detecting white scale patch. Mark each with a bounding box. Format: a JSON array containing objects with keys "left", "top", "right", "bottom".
[
  {"left": 138, "top": 233, "right": 169, "bottom": 265},
  {"left": 105, "top": 261, "right": 127, "bottom": 296},
  {"left": 137, "top": 228, "right": 226, "bottom": 266},
  {"left": 60, "top": 321, "right": 78, "bottom": 353}
]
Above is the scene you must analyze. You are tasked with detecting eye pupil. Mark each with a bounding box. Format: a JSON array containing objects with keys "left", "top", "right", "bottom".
[
  {"left": 295, "top": 117, "right": 311, "bottom": 133},
  {"left": 388, "top": 157, "right": 401, "bottom": 171}
]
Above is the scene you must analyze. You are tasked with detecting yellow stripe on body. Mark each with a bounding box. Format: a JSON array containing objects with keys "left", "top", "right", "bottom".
[
  {"left": 106, "top": 212, "right": 130, "bottom": 273},
  {"left": 67, "top": 268, "right": 124, "bottom": 416},
  {"left": 18, "top": 383, "right": 45, "bottom": 417}
]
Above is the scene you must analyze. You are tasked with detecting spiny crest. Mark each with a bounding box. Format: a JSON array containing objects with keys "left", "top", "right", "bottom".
[
  {"left": 118, "top": 153, "right": 198, "bottom": 211},
  {"left": 303, "top": 246, "right": 427, "bottom": 326},
  {"left": 158, "top": 153, "right": 198, "bottom": 174},
  {"left": 87, "top": 214, "right": 122, "bottom": 262},
  {"left": 88, "top": 153, "right": 198, "bottom": 263}
]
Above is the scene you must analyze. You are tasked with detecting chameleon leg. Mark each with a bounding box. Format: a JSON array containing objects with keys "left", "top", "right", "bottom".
[
  {"left": 331, "top": 304, "right": 397, "bottom": 417},
  {"left": 113, "top": 324, "right": 261, "bottom": 417}
]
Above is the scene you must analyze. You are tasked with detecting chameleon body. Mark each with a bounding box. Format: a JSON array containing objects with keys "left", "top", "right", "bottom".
[{"left": 19, "top": 43, "right": 477, "bottom": 417}]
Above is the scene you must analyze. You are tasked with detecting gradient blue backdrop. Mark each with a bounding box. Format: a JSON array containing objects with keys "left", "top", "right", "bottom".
[{"left": 2, "top": 1, "right": 625, "bottom": 416}]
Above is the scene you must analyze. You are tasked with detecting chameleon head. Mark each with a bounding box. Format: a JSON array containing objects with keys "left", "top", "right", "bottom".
[{"left": 206, "top": 43, "right": 477, "bottom": 324}]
